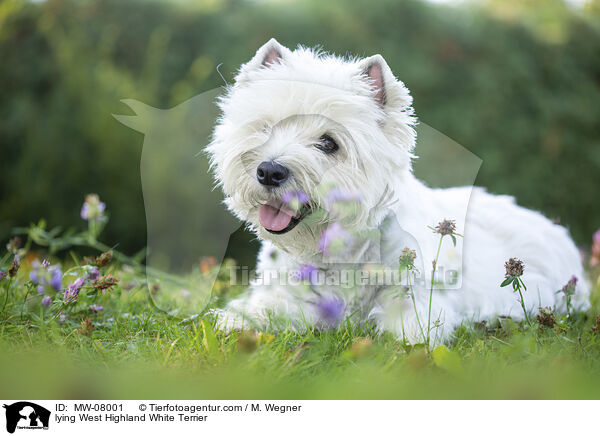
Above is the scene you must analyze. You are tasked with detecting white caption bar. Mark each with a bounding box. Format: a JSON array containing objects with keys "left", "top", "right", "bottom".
[{"left": 1, "top": 400, "right": 597, "bottom": 435}]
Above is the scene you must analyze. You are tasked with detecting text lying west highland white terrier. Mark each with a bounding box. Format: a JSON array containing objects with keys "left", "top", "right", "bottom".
[{"left": 207, "top": 39, "right": 589, "bottom": 344}]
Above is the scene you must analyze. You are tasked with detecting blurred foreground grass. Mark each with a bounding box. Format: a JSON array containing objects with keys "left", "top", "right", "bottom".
[{"left": 2, "top": 305, "right": 600, "bottom": 399}]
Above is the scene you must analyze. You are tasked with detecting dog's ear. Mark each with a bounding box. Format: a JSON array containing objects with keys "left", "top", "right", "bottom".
[
  {"left": 357, "top": 54, "right": 412, "bottom": 112},
  {"left": 236, "top": 38, "right": 291, "bottom": 82},
  {"left": 360, "top": 56, "right": 387, "bottom": 107}
]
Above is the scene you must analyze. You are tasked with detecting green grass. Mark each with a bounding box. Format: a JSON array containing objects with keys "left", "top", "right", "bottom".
[{"left": 2, "top": 217, "right": 600, "bottom": 400}]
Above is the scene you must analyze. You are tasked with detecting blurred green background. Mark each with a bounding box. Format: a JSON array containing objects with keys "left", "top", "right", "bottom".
[{"left": 1, "top": 0, "right": 599, "bottom": 257}]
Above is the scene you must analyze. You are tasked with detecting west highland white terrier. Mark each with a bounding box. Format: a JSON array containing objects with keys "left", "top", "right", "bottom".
[{"left": 207, "top": 38, "right": 589, "bottom": 344}]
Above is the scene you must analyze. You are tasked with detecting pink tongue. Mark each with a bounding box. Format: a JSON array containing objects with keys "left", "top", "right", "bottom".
[{"left": 259, "top": 202, "right": 295, "bottom": 232}]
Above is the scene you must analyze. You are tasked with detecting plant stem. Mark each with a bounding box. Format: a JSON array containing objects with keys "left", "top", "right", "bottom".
[
  {"left": 427, "top": 235, "right": 444, "bottom": 347},
  {"left": 1, "top": 278, "right": 13, "bottom": 316},
  {"left": 407, "top": 266, "right": 426, "bottom": 344},
  {"left": 20, "top": 287, "right": 31, "bottom": 321},
  {"left": 517, "top": 288, "right": 532, "bottom": 326}
]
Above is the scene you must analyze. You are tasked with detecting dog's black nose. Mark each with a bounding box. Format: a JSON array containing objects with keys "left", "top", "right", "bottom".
[{"left": 256, "top": 161, "right": 289, "bottom": 187}]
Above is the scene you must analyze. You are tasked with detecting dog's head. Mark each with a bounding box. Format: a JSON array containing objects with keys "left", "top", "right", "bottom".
[{"left": 208, "top": 39, "right": 416, "bottom": 259}]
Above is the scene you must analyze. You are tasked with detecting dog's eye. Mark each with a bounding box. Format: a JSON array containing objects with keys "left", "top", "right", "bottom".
[{"left": 316, "top": 134, "right": 339, "bottom": 154}]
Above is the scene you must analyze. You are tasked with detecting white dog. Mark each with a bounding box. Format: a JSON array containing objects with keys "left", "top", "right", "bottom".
[{"left": 207, "top": 39, "right": 590, "bottom": 344}]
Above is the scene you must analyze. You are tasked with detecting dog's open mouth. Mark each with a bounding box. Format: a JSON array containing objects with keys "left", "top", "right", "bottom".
[{"left": 259, "top": 200, "right": 309, "bottom": 234}]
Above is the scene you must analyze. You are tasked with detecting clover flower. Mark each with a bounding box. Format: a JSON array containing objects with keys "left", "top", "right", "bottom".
[
  {"left": 561, "top": 275, "right": 578, "bottom": 296},
  {"left": 501, "top": 258, "right": 531, "bottom": 325},
  {"left": 42, "top": 296, "right": 52, "bottom": 307},
  {"left": 316, "top": 295, "right": 345, "bottom": 327},
  {"left": 434, "top": 219, "right": 457, "bottom": 236},
  {"left": 504, "top": 258, "right": 524, "bottom": 279},
  {"left": 77, "top": 317, "right": 95, "bottom": 336},
  {"left": 80, "top": 194, "right": 107, "bottom": 222},
  {"left": 592, "top": 316, "right": 600, "bottom": 333},
  {"left": 318, "top": 222, "right": 352, "bottom": 255},
  {"left": 537, "top": 307, "right": 556, "bottom": 328},
  {"left": 95, "top": 250, "right": 113, "bottom": 267},
  {"left": 399, "top": 247, "right": 417, "bottom": 270},
  {"left": 91, "top": 274, "right": 119, "bottom": 293},
  {"left": 558, "top": 275, "right": 577, "bottom": 317},
  {"left": 8, "top": 255, "right": 20, "bottom": 277}
]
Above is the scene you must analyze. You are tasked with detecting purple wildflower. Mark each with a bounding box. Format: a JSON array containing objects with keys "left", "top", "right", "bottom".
[
  {"left": 181, "top": 289, "right": 191, "bottom": 297},
  {"left": 282, "top": 189, "right": 309, "bottom": 205},
  {"left": 80, "top": 203, "right": 90, "bottom": 220},
  {"left": 49, "top": 267, "right": 62, "bottom": 291},
  {"left": 297, "top": 264, "right": 318, "bottom": 284},
  {"left": 561, "top": 275, "right": 577, "bottom": 296},
  {"left": 87, "top": 266, "right": 100, "bottom": 281},
  {"left": 81, "top": 194, "right": 106, "bottom": 222},
  {"left": 282, "top": 189, "right": 309, "bottom": 212},
  {"left": 37, "top": 285, "right": 45, "bottom": 296},
  {"left": 325, "top": 187, "right": 361, "bottom": 205},
  {"left": 592, "top": 229, "right": 600, "bottom": 267},
  {"left": 41, "top": 259, "right": 50, "bottom": 268},
  {"left": 318, "top": 222, "right": 352, "bottom": 255},
  {"left": 316, "top": 295, "right": 345, "bottom": 327},
  {"left": 89, "top": 304, "right": 103, "bottom": 312},
  {"left": 59, "top": 312, "right": 67, "bottom": 322},
  {"left": 29, "top": 270, "right": 39, "bottom": 285},
  {"left": 0, "top": 271, "right": 6, "bottom": 281},
  {"left": 42, "top": 296, "right": 52, "bottom": 307},
  {"left": 64, "top": 277, "right": 86, "bottom": 304}
]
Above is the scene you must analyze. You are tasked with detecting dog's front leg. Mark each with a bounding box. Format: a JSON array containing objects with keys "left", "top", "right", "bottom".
[{"left": 211, "top": 276, "right": 319, "bottom": 332}]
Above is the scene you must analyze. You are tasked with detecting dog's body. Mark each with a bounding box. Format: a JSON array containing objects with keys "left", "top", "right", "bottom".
[{"left": 207, "top": 39, "right": 589, "bottom": 343}]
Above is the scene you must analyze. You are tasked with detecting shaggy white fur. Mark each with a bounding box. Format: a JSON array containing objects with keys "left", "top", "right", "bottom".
[{"left": 207, "top": 39, "right": 589, "bottom": 344}]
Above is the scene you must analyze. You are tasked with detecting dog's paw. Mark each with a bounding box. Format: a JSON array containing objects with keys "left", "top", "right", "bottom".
[{"left": 207, "top": 308, "right": 259, "bottom": 332}]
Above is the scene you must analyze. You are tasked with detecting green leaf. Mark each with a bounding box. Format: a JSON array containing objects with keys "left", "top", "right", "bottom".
[
  {"left": 201, "top": 319, "right": 218, "bottom": 355},
  {"left": 519, "top": 278, "right": 527, "bottom": 291},
  {"left": 500, "top": 277, "right": 514, "bottom": 287},
  {"left": 432, "top": 345, "right": 463, "bottom": 375}
]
